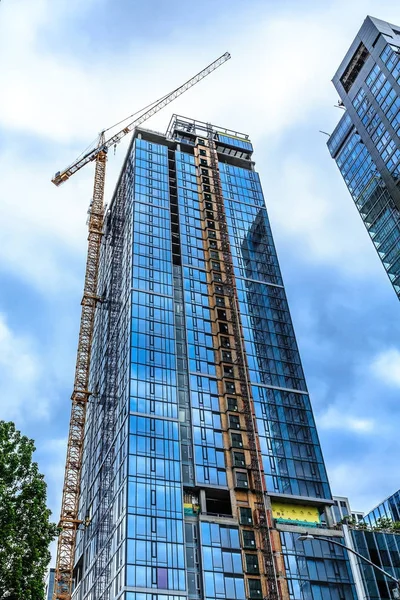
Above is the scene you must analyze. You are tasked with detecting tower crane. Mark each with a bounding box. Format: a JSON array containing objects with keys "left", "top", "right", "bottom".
[{"left": 52, "top": 51, "right": 231, "bottom": 600}]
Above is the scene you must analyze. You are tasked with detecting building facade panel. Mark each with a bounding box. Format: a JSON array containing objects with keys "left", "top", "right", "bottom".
[
  {"left": 72, "top": 116, "right": 356, "bottom": 600},
  {"left": 329, "top": 16, "right": 400, "bottom": 299},
  {"left": 362, "top": 489, "right": 400, "bottom": 528},
  {"left": 220, "top": 162, "right": 331, "bottom": 501},
  {"left": 281, "top": 532, "right": 356, "bottom": 600},
  {"left": 329, "top": 491, "right": 400, "bottom": 599},
  {"left": 349, "top": 528, "right": 400, "bottom": 599}
]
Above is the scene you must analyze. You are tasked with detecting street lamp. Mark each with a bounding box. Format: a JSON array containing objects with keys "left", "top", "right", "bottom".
[{"left": 297, "top": 533, "right": 400, "bottom": 599}]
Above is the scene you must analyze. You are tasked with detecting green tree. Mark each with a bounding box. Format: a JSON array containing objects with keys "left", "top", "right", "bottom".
[
  {"left": 392, "top": 521, "right": 400, "bottom": 532},
  {"left": 374, "top": 517, "right": 394, "bottom": 531},
  {"left": 0, "top": 421, "right": 58, "bottom": 600},
  {"left": 341, "top": 514, "right": 357, "bottom": 526}
]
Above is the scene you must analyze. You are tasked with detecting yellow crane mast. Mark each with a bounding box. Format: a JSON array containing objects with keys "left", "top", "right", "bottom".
[{"left": 51, "top": 52, "right": 231, "bottom": 600}]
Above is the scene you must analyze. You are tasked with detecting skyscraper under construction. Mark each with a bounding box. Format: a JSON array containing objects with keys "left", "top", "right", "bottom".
[{"left": 72, "top": 115, "right": 357, "bottom": 600}]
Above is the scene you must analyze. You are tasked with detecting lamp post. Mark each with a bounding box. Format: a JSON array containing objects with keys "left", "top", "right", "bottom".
[{"left": 297, "top": 533, "right": 400, "bottom": 599}]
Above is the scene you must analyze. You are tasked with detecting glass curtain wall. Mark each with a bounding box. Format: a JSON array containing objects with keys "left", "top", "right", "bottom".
[
  {"left": 328, "top": 16, "right": 400, "bottom": 300},
  {"left": 73, "top": 119, "right": 358, "bottom": 600},
  {"left": 219, "top": 163, "right": 331, "bottom": 501}
]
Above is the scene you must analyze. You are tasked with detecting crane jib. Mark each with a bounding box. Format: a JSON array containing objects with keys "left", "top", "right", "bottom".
[{"left": 51, "top": 52, "right": 231, "bottom": 187}]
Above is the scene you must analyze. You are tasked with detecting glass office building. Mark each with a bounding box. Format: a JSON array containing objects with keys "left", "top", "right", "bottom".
[
  {"left": 330, "top": 497, "right": 364, "bottom": 526},
  {"left": 349, "top": 527, "right": 400, "bottom": 599},
  {"left": 46, "top": 568, "right": 55, "bottom": 600},
  {"left": 362, "top": 489, "right": 400, "bottom": 528},
  {"left": 341, "top": 490, "right": 400, "bottom": 599},
  {"left": 71, "top": 116, "right": 356, "bottom": 600},
  {"left": 356, "top": 487, "right": 400, "bottom": 600},
  {"left": 328, "top": 16, "right": 400, "bottom": 300}
]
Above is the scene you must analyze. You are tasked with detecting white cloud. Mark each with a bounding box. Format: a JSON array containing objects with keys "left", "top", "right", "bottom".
[
  {"left": 0, "top": 313, "right": 49, "bottom": 421},
  {"left": 318, "top": 405, "right": 375, "bottom": 433},
  {"left": 1, "top": 0, "right": 400, "bottom": 547},
  {"left": 262, "top": 152, "right": 393, "bottom": 278},
  {"left": 0, "top": 0, "right": 397, "bottom": 294},
  {"left": 0, "top": 143, "right": 102, "bottom": 293},
  {"left": 371, "top": 347, "right": 400, "bottom": 386},
  {"left": 329, "top": 452, "right": 400, "bottom": 513},
  {"left": 0, "top": 0, "right": 397, "bottom": 146},
  {"left": 0, "top": 1, "right": 369, "bottom": 144},
  {"left": 39, "top": 437, "right": 67, "bottom": 514},
  {"left": 37, "top": 437, "right": 68, "bottom": 566}
]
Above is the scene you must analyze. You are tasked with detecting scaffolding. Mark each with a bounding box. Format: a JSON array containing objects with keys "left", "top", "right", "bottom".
[
  {"left": 52, "top": 53, "right": 231, "bottom": 600},
  {"left": 93, "top": 171, "right": 126, "bottom": 599},
  {"left": 53, "top": 151, "right": 106, "bottom": 600},
  {"left": 205, "top": 126, "right": 280, "bottom": 600}
]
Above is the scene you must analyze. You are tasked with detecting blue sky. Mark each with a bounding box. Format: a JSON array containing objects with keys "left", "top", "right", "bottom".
[{"left": 1, "top": 0, "right": 400, "bottom": 540}]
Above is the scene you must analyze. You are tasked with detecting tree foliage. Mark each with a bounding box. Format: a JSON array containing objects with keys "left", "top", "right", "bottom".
[
  {"left": 0, "top": 421, "right": 58, "bottom": 600},
  {"left": 373, "top": 516, "right": 400, "bottom": 532},
  {"left": 342, "top": 514, "right": 400, "bottom": 533}
]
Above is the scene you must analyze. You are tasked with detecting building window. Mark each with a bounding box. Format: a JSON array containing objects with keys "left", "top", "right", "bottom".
[
  {"left": 231, "top": 433, "right": 243, "bottom": 448},
  {"left": 245, "top": 554, "right": 259, "bottom": 574},
  {"left": 216, "top": 296, "right": 225, "bottom": 307},
  {"left": 235, "top": 471, "right": 249, "bottom": 489},
  {"left": 242, "top": 530, "right": 256, "bottom": 549},
  {"left": 229, "top": 415, "right": 240, "bottom": 429},
  {"left": 239, "top": 507, "right": 253, "bottom": 526},
  {"left": 224, "top": 365, "right": 234, "bottom": 377},
  {"left": 201, "top": 168, "right": 209, "bottom": 176},
  {"left": 222, "top": 350, "right": 232, "bottom": 363},
  {"left": 233, "top": 451, "right": 245, "bottom": 467},
  {"left": 225, "top": 381, "right": 236, "bottom": 394},
  {"left": 220, "top": 336, "right": 230, "bottom": 348},
  {"left": 248, "top": 578, "right": 262, "bottom": 598},
  {"left": 340, "top": 42, "right": 370, "bottom": 92},
  {"left": 227, "top": 396, "right": 237, "bottom": 411},
  {"left": 200, "top": 158, "right": 208, "bottom": 166}
]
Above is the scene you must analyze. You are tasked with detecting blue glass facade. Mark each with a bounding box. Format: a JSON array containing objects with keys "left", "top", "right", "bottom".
[
  {"left": 334, "top": 491, "right": 400, "bottom": 599},
  {"left": 46, "top": 569, "right": 55, "bottom": 600},
  {"left": 349, "top": 528, "right": 400, "bottom": 599},
  {"left": 329, "top": 16, "right": 400, "bottom": 299},
  {"left": 363, "top": 489, "right": 400, "bottom": 528},
  {"left": 219, "top": 164, "right": 330, "bottom": 501},
  {"left": 72, "top": 116, "right": 356, "bottom": 600},
  {"left": 281, "top": 533, "right": 355, "bottom": 600},
  {"left": 200, "top": 523, "right": 245, "bottom": 599}
]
